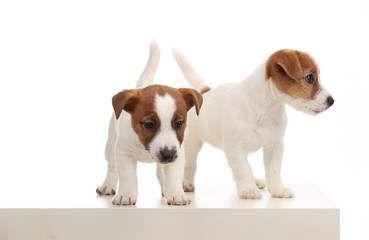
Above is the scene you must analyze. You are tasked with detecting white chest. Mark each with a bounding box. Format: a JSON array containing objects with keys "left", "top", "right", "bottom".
[{"left": 249, "top": 106, "right": 287, "bottom": 147}]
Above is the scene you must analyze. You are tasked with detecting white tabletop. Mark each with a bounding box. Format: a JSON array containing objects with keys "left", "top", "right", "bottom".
[{"left": 1, "top": 180, "right": 337, "bottom": 209}]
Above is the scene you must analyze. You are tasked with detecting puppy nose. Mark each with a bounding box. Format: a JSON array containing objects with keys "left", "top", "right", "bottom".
[
  {"left": 327, "top": 96, "right": 335, "bottom": 107},
  {"left": 159, "top": 147, "right": 177, "bottom": 164}
]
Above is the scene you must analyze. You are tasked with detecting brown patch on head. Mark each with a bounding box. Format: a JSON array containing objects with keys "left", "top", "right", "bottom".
[
  {"left": 266, "top": 49, "right": 320, "bottom": 99},
  {"left": 112, "top": 87, "right": 159, "bottom": 148},
  {"left": 178, "top": 88, "right": 203, "bottom": 116},
  {"left": 174, "top": 88, "right": 203, "bottom": 143},
  {"left": 112, "top": 85, "right": 203, "bottom": 149}
]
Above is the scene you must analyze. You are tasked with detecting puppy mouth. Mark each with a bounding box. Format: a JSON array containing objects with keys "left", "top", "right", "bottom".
[
  {"left": 302, "top": 99, "right": 329, "bottom": 115},
  {"left": 310, "top": 104, "right": 331, "bottom": 114},
  {"left": 304, "top": 106, "right": 324, "bottom": 115},
  {"left": 158, "top": 157, "right": 177, "bottom": 164},
  {"left": 146, "top": 147, "right": 178, "bottom": 164}
]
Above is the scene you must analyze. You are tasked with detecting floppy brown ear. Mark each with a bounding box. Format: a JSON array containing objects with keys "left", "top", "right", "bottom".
[
  {"left": 112, "top": 89, "right": 140, "bottom": 119},
  {"left": 178, "top": 88, "right": 203, "bottom": 116},
  {"left": 273, "top": 50, "right": 303, "bottom": 80}
]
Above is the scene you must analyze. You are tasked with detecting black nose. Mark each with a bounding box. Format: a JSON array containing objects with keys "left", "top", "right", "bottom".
[
  {"left": 327, "top": 96, "right": 334, "bottom": 107},
  {"left": 158, "top": 147, "right": 177, "bottom": 164}
]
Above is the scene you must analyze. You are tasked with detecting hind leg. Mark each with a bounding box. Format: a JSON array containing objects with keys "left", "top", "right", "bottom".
[
  {"left": 183, "top": 137, "right": 204, "bottom": 192},
  {"left": 96, "top": 115, "right": 118, "bottom": 195}
]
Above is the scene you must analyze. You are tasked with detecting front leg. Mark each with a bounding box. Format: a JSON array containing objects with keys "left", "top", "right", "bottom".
[
  {"left": 163, "top": 150, "right": 190, "bottom": 205},
  {"left": 263, "top": 141, "right": 294, "bottom": 198},
  {"left": 225, "top": 150, "right": 262, "bottom": 199},
  {"left": 112, "top": 153, "right": 138, "bottom": 205},
  {"left": 156, "top": 163, "right": 165, "bottom": 196}
]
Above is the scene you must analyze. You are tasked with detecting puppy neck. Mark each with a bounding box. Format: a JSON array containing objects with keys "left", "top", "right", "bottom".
[{"left": 239, "top": 62, "right": 284, "bottom": 107}]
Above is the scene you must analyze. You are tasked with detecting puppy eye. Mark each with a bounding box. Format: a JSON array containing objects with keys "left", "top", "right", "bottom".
[
  {"left": 305, "top": 74, "right": 314, "bottom": 84},
  {"left": 143, "top": 121, "right": 155, "bottom": 130},
  {"left": 175, "top": 120, "right": 184, "bottom": 130}
]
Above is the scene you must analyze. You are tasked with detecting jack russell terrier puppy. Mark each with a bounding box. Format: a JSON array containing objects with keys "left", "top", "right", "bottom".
[
  {"left": 172, "top": 49, "right": 334, "bottom": 199},
  {"left": 96, "top": 41, "right": 203, "bottom": 205}
]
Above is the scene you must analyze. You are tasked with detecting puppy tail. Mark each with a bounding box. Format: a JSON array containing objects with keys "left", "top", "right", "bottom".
[
  {"left": 172, "top": 49, "right": 211, "bottom": 94},
  {"left": 136, "top": 39, "right": 160, "bottom": 88}
]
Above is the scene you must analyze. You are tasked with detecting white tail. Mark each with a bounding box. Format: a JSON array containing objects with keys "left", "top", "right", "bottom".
[
  {"left": 136, "top": 39, "right": 160, "bottom": 88},
  {"left": 172, "top": 49, "right": 210, "bottom": 93}
]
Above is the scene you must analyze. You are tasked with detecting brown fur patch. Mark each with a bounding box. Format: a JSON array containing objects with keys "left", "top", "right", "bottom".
[
  {"left": 266, "top": 49, "right": 320, "bottom": 99},
  {"left": 171, "top": 109, "right": 187, "bottom": 144},
  {"left": 201, "top": 87, "right": 211, "bottom": 94},
  {"left": 112, "top": 84, "right": 203, "bottom": 149},
  {"left": 178, "top": 88, "right": 203, "bottom": 116}
]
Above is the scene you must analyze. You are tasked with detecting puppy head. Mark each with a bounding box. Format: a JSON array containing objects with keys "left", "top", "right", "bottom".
[
  {"left": 266, "top": 49, "right": 334, "bottom": 114},
  {"left": 112, "top": 84, "right": 202, "bottom": 164}
]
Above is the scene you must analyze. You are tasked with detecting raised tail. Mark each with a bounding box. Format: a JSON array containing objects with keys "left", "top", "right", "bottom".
[
  {"left": 172, "top": 49, "right": 210, "bottom": 94},
  {"left": 136, "top": 39, "right": 161, "bottom": 88}
]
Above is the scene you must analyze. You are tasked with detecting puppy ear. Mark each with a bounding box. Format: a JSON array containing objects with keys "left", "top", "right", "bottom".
[
  {"left": 178, "top": 88, "right": 203, "bottom": 116},
  {"left": 274, "top": 50, "right": 303, "bottom": 80},
  {"left": 112, "top": 90, "right": 140, "bottom": 119}
]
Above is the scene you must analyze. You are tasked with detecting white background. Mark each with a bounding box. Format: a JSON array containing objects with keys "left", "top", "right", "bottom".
[{"left": 0, "top": 0, "right": 368, "bottom": 239}]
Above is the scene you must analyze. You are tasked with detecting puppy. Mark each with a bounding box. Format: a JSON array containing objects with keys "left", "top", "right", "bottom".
[
  {"left": 173, "top": 49, "right": 334, "bottom": 199},
  {"left": 96, "top": 40, "right": 203, "bottom": 205}
]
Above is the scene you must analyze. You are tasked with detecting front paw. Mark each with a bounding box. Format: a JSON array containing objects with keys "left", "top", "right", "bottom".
[
  {"left": 112, "top": 192, "right": 138, "bottom": 205},
  {"left": 165, "top": 192, "right": 191, "bottom": 205},
  {"left": 269, "top": 187, "right": 294, "bottom": 198},
  {"left": 238, "top": 186, "right": 262, "bottom": 199}
]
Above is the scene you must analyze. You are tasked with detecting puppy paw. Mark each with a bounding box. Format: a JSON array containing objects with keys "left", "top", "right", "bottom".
[
  {"left": 112, "top": 192, "right": 137, "bottom": 205},
  {"left": 165, "top": 192, "right": 191, "bottom": 205},
  {"left": 183, "top": 181, "right": 195, "bottom": 192},
  {"left": 269, "top": 187, "right": 294, "bottom": 198},
  {"left": 96, "top": 185, "right": 116, "bottom": 195},
  {"left": 239, "top": 187, "right": 263, "bottom": 199},
  {"left": 255, "top": 178, "right": 266, "bottom": 189}
]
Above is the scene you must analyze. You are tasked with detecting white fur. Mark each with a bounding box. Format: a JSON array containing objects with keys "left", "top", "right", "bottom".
[
  {"left": 148, "top": 94, "right": 180, "bottom": 163},
  {"left": 136, "top": 39, "right": 160, "bottom": 88},
  {"left": 172, "top": 49, "right": 209, "bottom": 92},
  {"left": 280, "top": 87, "right": 332, "bottom": 115},
  {"left": 96, "top": 41, "right": 189, "bottom": 205},
  {"left": 174, "top": 50, "right": 332, "bottom": 199}
]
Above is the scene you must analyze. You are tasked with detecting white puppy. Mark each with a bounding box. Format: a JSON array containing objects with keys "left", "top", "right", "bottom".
[
  {"left": 173, "top": 49, "right": 334, "bottom": 199},
  {"left": 96, "top": 41, "right": 203, "bottom": 205}
]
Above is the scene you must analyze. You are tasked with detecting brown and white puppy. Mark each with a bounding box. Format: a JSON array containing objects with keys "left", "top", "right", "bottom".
[
  {"left": 173, "top": 49, "right": 334, "bottom": 199},
  {"left": 96, "top": 41, "right": 202, "bottom": 205}
]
